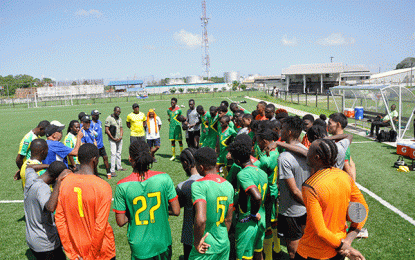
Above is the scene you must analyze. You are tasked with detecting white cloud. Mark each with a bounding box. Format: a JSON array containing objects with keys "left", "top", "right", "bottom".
[
  {"left": 281, "top": 35, "right": 298, "bottom": 46},
  {"left": 316, "top": 33, "right": 355, "bottom": 46},
  {"left": 75, "top": 9, "right": 103, "bottom": 18},
  {"left": 173, "top": 29, "right": 215, "bottom": 49}
]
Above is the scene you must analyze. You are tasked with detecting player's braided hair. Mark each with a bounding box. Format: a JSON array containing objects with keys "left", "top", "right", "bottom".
[
  {"left": 307, "top": 125, "right": 328, "bottom": 143},
  {"left": 315, "top": 139, "right": 338, "bottom": 168},
  {"left": 180, "top": 148, "right": 197, "bottom": 176},
  {"left": 67, "top": 120, "right": 79, "bottom": 134},
  {"left": 129, "top": 140, "right": 153, "bottom": 175}
]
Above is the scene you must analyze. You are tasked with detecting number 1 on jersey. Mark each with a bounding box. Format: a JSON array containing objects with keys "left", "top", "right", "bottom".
[{"left": 74, "top": 187, "right": 84, "bottom": 217}]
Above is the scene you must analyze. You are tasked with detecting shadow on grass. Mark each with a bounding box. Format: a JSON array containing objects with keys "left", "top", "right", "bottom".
[
  {"left": 122, "top": 159, "right": 131, "bottom": 166},
  {"left": 157, "top": 153, "right": 175, "bottom": 159},
  {"left": 25, "top": 249, "right": 36, "bottom": 260},
  {"left": 17, "top": 215, "right": 25, "bottom": 222}
]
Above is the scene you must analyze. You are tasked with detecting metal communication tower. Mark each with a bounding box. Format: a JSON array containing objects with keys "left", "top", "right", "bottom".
[{"left": 201, "top": 0, "right": 210, "bottom": 79}]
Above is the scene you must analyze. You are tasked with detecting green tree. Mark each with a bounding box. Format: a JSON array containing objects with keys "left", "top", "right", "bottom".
[
  {"left": 232, "top": 80, "right": 240, "bottom": 91},
  {"left": 240, "top": 84, "right": 247, "bottom": 91},
  {"left": 82, "top": 80, "right": 89, "bottom": 85},
  {"left": 170, "top": 88, "right": 177, "bottom": 94},
  {"left": 396, "top": 57, "right": 415, "bottom": 70},
  {"left": 213, "top": 87, "right": 218, "bottom": 92},
  {"left": 71, "top": 81, "right": 77, "bottom": 86},
  {"left": 221, "top": 87, "right": 226, "bottom": 92},
  {"left": 178, "top": 88, "right": 184, "bottom": 93},
  {"left": 204, "top": 87, "right": 210, "bottom": 93}
]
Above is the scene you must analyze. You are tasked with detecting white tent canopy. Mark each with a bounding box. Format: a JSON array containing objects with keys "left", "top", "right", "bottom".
[{"left": 330, "top": 85, "right": 415, "bottom": 140}]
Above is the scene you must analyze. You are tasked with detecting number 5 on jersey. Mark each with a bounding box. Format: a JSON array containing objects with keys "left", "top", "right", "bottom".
[{"left": 216, "top": 196, "right": 228, "bottom": 226}]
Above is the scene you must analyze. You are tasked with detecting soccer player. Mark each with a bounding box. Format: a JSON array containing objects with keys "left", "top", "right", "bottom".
[
  {"left": 186, "top": 99, "right": 201, "bottom": 148},
  {"left": 167, "top": 97, "right": 184, "bottom": 160},
  {"left": 265, "top": 104, "right": 276, "bottom": 121},
  {"left": 233, "top": 110, "right": 245, "bottom": 133},
  {"left": 196, "top": 105, "right": 210, "bottom": 148},
  {"left": 55, "top": 144, "right": 116, "bottom": 260},
  {"left": 91, "top": 109, "right": 111, "bottom": 176},
  {"left": 44, "top": 121, "right": 83, "bottom": 167},
  {"left": 277, "top": 116, "right": 310, "bottom": 259},
  {"left": 176, "top": 148, "right": 202, "bottom": 260},
  {"left": 255, "top": 101, "right": 267, "bottom": 121},
  {"left": 113, "top": 140, "right": 180, "bottom": 260},
  {"left": 228, "top": 134, "right": 268, "bottom": 260},
  {"left": 301, "top": 114, "right": 314, "bottom": 148},
  {"left": 328, "top": 112, "right": 356, "bottom": 180},
  {"left": 230, "top": 102, "right": 250, "bottom": 116},
  {"left": 189, "top": 147, "right": 234, "bottom": 259},
  {"left": 15, "top": 120, "right": 50, "bottom": 180},
  {"left": 127, "top": 103, "right": 147, "bottom": 143},
  {"left": 145, "top": 109, "right": 162, "bottom": 162},
  {"left": 24, "top": 161, "right": 69, "bottom": 260},
  {"left": 64, "top": 120, "right": 80, "bottom": 171},
  {"left": 216, "top": 105, "right": 235, "bottom": 132},
  {"left": 201, "top": 106, "right": 218, "bottom": 150},
  {"left": 217, "top": 115, "right": 237, "bottom": 176},
  {"left": 20, "top": 139, "right": 49, "bottom": 188},
  {"left": 296, "top": 139, "right": 368, "bottom": 260}
]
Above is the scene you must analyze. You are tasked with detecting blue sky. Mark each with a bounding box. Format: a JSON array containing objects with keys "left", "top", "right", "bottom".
[{"left": 1, "top": 0, "right": 414, "bottom": 81}]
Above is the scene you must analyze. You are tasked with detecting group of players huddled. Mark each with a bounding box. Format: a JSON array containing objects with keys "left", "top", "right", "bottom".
[{"left": 17, "top": 97, "right": 368, "bottom": 260}]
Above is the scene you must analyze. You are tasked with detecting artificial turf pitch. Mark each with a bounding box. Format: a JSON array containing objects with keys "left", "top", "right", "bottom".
[{"left": 1, "top": 93, "right": 415, "bottom": 259}]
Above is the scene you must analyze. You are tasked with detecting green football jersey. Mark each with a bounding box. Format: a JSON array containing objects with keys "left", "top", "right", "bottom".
[
  {"left": 200, "top": 112, "right": 211, "bottom": 137},
  {"left": 345, "top": 146, "right": 351, "bottom": 161},
  {"left": 113, "top": 171, "right": 178, "bottom": 259},
  {"left": 219, "top": 126, "right": 237, "bottom": 160},
  {"left": 213, "top": 114, "right": 235, "bottom": 133},
  {"left": 258, "top": 150, "right": 279, "bottom": 197},
  {"left": 18, "top": 130, "right": 38, "bottom": 160},
  {"left": 191, "top": 174, "right": 234, "bottom": 254},
  {"left": 167, "top": 107, "right": 182, "bottom": 128},
  {"left": 236, "top": 165, "right": 268, "bottom": 220},
  {"left": 64, "top": 132, "right": 79, "bottom": 165}
]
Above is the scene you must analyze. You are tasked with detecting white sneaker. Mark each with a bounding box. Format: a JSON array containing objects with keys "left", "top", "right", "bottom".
[{"left": 170, "top": 156, "right": 176, "bottom": 161}]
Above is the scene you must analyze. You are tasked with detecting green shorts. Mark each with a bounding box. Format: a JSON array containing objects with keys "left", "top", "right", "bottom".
[
  {"left": 235, "top": 219, "right": 265, "bottom": 260},
  {"left": 169, "top": 125, "right": 182, "bottom": 141},
  {"left": 189, "top": 246, "right": 230, "bottom": 260},
  {"left": 133, "top": 245, "right": 172, "bottom": 260}
]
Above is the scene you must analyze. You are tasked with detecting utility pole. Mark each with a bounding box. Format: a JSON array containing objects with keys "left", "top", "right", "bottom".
[
  {"left": 330, "top": 56, "right": 334, "bottom": 63},
  {"left": 201, "top": 0, "right": 210, "bottom": 79}
]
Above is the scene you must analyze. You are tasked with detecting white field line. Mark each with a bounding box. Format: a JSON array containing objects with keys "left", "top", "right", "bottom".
[
  {"left": 352, "top": 141, "right": 375, "bottom": 144},
  {"left": 245, "top": 96, "right": 415, "bottom": 227},
  {"left": 0, "top": 198, "right": 116, "bottom": 203}
]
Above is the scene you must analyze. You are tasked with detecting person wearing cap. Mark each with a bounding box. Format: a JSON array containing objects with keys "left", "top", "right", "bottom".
[
  {"left": 105, "top": 106, "right": 124, "bottom": 177},
  {"left": 44, "top": 121, "right": 84, "bottom": 167},
  {"left": 80, "top": 115, "right": 97, "bottom": 146},
  {"left": 126, "top": 103, "right": 147, "bottom": 144},
  {"left": 144, "top": 109, "right": 162, "bottom": 162},
  {"left": 91, "top": 109, "right": 111, "bottom": 176},
  {"left": 15, "top": 120, "right": 50, "bottom": 180}
]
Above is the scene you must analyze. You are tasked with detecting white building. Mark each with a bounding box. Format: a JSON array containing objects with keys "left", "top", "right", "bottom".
[
  {"left": 365, "top": 67, "right": 415, "bottom": 86},
  {"left": 282, "top": 63, "right": 371, "bottom": 93}
]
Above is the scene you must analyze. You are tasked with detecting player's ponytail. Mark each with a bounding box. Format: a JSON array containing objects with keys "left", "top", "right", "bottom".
[
  {"left": 179, "top": 148, "right": 197, "bottom": 176},
  {"left": 129, "top": 140, "right": 153, "bottom": 175}
]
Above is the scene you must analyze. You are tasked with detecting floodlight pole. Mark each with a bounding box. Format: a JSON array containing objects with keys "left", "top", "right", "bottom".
[{"left": 399, "top": 85, "right": 402, "bottom": 138}]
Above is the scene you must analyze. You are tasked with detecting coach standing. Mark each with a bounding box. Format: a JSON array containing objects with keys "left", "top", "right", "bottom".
[
  {"left": 91, "top": 109, "right": 111, "bottom": 176},
  {"left": 126, "top": 103, "right": 147, "bottom": 144},
  {"left": 105, "top": 106, "right": 125, "bottom": 177}
]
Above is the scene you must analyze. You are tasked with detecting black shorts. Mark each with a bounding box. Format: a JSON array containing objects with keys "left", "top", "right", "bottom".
[
  {"left": 277, "top": 213, "right": 307, "bottom": 240},
  {"left": 147, "top": 138, "right": 161, "bottom": 147},
  {"left": 130, "top": 136, "right": 146, "bottom": 144},
  {"left": 99, "top": 147, "right": 107, "bottom": 157}
]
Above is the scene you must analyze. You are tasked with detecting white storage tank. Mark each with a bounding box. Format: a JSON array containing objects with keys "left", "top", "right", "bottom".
[
  {"left": 224, "top": 71, "right": 240, "bottom": 83},
  {"left": 186, "top": 75, "right": 202, "bottom": 84}
]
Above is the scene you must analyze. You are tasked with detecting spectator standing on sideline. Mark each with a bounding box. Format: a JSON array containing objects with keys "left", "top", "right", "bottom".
[
  {"left": 168, "top": 97, "right": 184, "bottom": 161},
  {"left": 295, "top": 139, "right": 368, "bottom": 260},
  {"left": 44, "top": 121, "right": 83, "bottom": 167},
  {"left": 186, "top": 99, "right": 201, "bottom": 148},
  {"left": 24, "top": 161, "right": 69, "bottom": 260},
  {"left": 278, "top": 116, "right": 310, "bottom": 259},
  {"left": 176, "top": 148, "right": 202, "bottom": 260},
  {"left": 126, "top": 103, "right": 147, "bottom": 143},
  {"left": 64, "top": 120, "right": 80, "bottom": 171},
  {"left": 105, "top": 106, "right": 124, "bottom": 178},
  {"left": 15, "top": 120, "right": 50, "bottom": 180},
  {"left": 369, "top": 104, "right": 398, "bottom": 137},
  {"left": 91, "top": 109, "right": 111, "bottom": 176},
  {"left": 145, "top": 109, "right": 162, "bottom": 162},
  {"left": 55, "top": 144, "right": 116, "bottom": 260}
]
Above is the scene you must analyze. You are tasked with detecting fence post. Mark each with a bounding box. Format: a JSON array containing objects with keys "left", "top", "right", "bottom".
[
  {"left": 327, "top": 93, "right": 330, "bottom": 110},
  {"left": 285, "top": 91, "right": 287, "bottom": 101},
  {"left": 305, "top": 92, "right": 308, "bottom": 106},
  {"left": 316, "top": 92, "right": 318, "bottom": 107},
  {"left": 291, "top": 92, "right": 293, "bottom": 103},
  {"left": 297, "top": 93, "right": 300, "bottom": 104}
]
